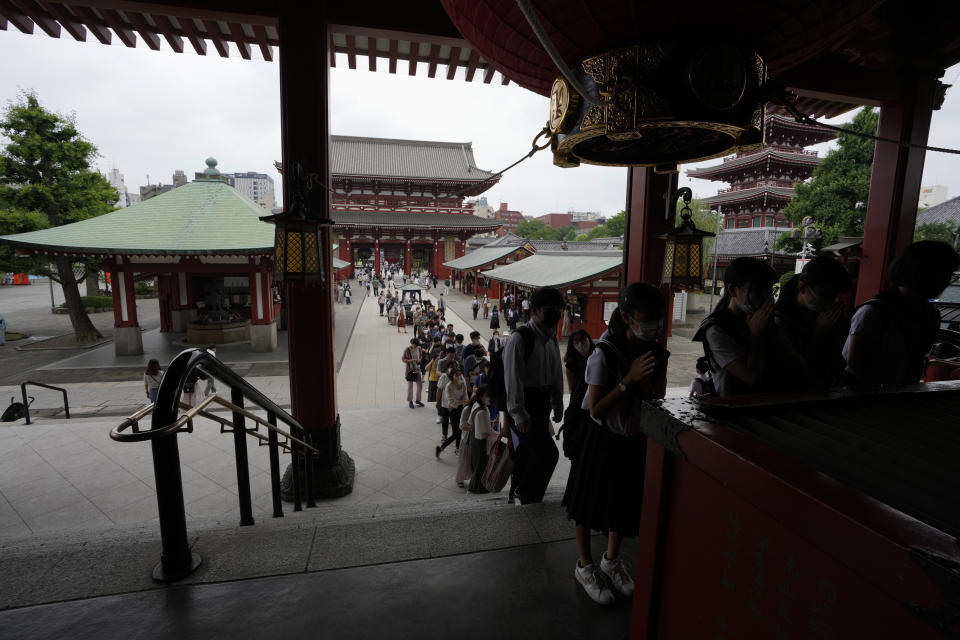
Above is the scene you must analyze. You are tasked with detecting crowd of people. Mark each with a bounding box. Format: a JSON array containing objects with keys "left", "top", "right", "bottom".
[{"left": 388, "top": 240, "right": 959, "bottom": 608}]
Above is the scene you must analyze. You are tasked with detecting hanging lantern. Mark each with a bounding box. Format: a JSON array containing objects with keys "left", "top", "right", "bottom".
[
  {"left": 660, "top": 188, "right": 715, "bottom": 289},
  {"left": 261, "top": 162, "right": 333, "bottom": 283}
]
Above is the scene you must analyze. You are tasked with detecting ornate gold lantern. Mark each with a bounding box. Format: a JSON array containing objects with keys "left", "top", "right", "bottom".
[
  {"left": 660, "top": 188, "right": 715, "bottom": 289},
  {"left": 261, "top": 162, "right": 333, "bottom": 283},
  {"left": 548, "top": 43, "right": 766, "bottom": 171}
]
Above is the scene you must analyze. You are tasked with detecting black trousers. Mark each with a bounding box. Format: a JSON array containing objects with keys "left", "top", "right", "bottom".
[
  {"left": 511, "top": 387, "right": 559, "bottom": 504},
  {"left": 440, "top": 405, "right": 464, "bottom": 451}
]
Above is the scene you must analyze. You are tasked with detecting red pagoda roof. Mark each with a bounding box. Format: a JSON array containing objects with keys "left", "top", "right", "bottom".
[
  {"left": 687, "top": 148, "right": 822, "bottom": 181},
  {"left": 703, "top": 186, "right": 795, "bottom": 206},
  {"left": 765, "top": 114, "right": 838, "bottom": 145}
]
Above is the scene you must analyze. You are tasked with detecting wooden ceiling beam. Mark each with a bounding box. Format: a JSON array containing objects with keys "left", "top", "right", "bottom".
[
  {"left": 464, "top": 49, "right": 480, "bottom": 82},
  {"left": 0, "top": 1, "right": 34, "bottom": 34},
  {"left": 446, "top": 45, "right": 460, "bottom": 80},
  {"left": 73, "top": 5, "right": 110, "bottom": 43},
  {"left": 227, "top": 21, "right": 250, "bottom": 59},
  {"left": 126, "top": 11, "right": 160, "bottom": 50},
  {"left": 202, "top": 19, "right": 228, "bottom": 57},
  {"left": 252, "top": 22, "right": 271, "bottom": 61},
  {"left": 483, "top": 65, "right": 495, "bottom": 84},
  {"left": 0, "top": 15, "right": 6, "bottom": 29},
  {"left": 408, "top": 40, "right": 419, "bottom": 76},
  {"left": 345, "top": 33, "right": 356, "bottom": 69},
  {"left": 45, "top": 2, "right": 86, "bottom": 41},
  {"left": 177, "top": 15, "right": 206, "bottom": 55},
  {"left": 14, "top": 0, "right": 59, "bottom": 37},
  {"left": 368, "top": 38, "right": 376, "bottom": 72},
  {"left": 153, "top": 13, "right": 183, "bottom": 52},
  {"left": 388, "top": 39, "right": 397, "bottom": 74},
  {"left": 99, "top": 8, "right": 136, "bottom": 47},
  {"left": 427, "top": 43, "right": 440, "bottom": 78}
]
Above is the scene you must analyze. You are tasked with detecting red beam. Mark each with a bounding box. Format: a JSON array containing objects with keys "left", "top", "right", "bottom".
[
  {"left": 345, "top": 33, "right": 356, "bottom": 69},
  {"left": 483, "top": 65, "right": 495, "bottom": 84},
  {"left": 388, "top": 38, "right": 397, "bottom": 74},
  {"left": 126, "top": 11, "right": 160, "bottom": 50},
  {"left": 177, "top": 15, "right": 205, "bottom": 55},
  {"left": 100, "top": 8, "right": 136, "bottom": 47},
  {"left": 153, "top": 13, "right": 183, "bottom": 52},
  {"left": 427, "top": 43, "right": 440, "bottom": 78},
  {"left": 407, "top": 39, "right": 419, "bottom": 75},
  {"left": 252, "top": 22, "right": 271, "bottom": 61},
  {"left": 367, "top": 38, "right": 376, "bottom": 72},
  {"left": 446, "top": 45, "right": 460, "bottom": 80},
  {"left": 202, "top": 19, "right": 229, "bottom": 57},
  {"left": 45, "top": 2, "right": 86, "bottom": 41},
  {"left": 0, "top": 2, "right": 34, "bottom": 33},
  {"left": 228, "top": 21, "right": 250, "bottom": 59},
  {"left": 74, "top": 5, "right": 110, "bottom": 44},
  {"left": 15, "top": 0, "right": 59, "bottom": 37},
  {"left": 464, "top": 49, "right": 480, "bottom": 82}
]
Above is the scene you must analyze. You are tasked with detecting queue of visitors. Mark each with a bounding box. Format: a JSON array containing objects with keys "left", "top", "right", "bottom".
[{"left": 385, "top": 241, "right": 958, "bottom": 608}]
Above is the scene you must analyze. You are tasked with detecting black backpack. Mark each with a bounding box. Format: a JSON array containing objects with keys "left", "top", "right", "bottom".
[
  {"left": 2, "top": 396, "right": 33, "bottom": 422},
  {"left": 487, "top": 326, "right": 534, "bottom": 411}
]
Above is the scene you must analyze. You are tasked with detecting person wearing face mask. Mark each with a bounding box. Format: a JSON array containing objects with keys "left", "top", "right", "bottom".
[
  {"left": 563, "top": 282, "right": 669, "bottom": 605},
  {"left": 487, "top": 329, "right": 504, "bottom": 355},
  {"left": 693, "top": 257, "right": 778, "bottom": 396},
  {"left": 503, "top": 286, "right": 565, "bottom": 505},
  {"left": 558, "top": 329, "right": 595, "bottom": 461},
  {"left": 774, "top": 256, "right": 852, "bottom": 389}
]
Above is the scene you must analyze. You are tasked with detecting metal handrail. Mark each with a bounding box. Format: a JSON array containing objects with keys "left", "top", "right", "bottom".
[
  {"left": 20, "top": 381, "right": 69, "bottom": 425},
  {"left": 110, "top": 347, "right": 317, "bottom": 583}
]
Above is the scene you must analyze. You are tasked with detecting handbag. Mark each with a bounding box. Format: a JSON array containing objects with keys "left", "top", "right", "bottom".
[
  {"left": 482, "top": 437, "right": 513, "bottom": 493},
  {"left": 405, "top": 370, "right": 418, "bottom": 382},
  {"left": 455, "top": 432, "right": 473, "bottom": 486}
]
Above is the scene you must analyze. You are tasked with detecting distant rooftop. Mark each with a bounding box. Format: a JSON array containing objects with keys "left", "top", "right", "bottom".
[{"left": 330, "top": 136, "right": 495, "bottom": 182}]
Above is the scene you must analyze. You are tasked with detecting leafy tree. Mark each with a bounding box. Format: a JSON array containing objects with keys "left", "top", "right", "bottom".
[
  {"left": 515, "top": 219, "right": 558, "bottom": 240},
  {"left": 778, "top": 107, "right": 879, "bottom": 251},
  {"left": 914, "top": 221, "right": 958, "bottom": 244},
  {"left": 575, "top": 211, "right": 626, "bottom": 240},
  {"left": 0, "top": 208, "right": 48, "bottom": 273},
  {"left": 0, "top": 92, "right": 118, "bottom": 342}
]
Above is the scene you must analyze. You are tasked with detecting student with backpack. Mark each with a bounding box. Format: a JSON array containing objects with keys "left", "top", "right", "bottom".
[
  {"left": 692, "top": 257, "right": 779, "bottom": 396},
  {"left": 558, "top": 329, "right": 594, "bottom": 461},
  {"left": 402, "top": 338, "right": 424, "bottom": 409},
  {"left": 844, "top": 240, "right": 959, "bottom": 385},
  {"left": 501, "top": 286, "right": 565, "bottom": 505},
  {"left": 563, "top": 282, "right": 669, "bottom": 605}
]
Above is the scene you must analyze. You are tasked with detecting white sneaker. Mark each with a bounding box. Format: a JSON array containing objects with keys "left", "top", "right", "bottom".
[
  {"left": 575, "top": 562, "right": 614, "bottom": 605},
  {"left": 600, "top": 554, "right": 635, "bottom": 597},
  {"left": 435, "top": 416, "right": 442, "bottom": 424}
]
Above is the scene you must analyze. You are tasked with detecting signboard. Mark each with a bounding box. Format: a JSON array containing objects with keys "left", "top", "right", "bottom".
[{"left": 603, "top": 300, "right": 618, "bottom": 324}]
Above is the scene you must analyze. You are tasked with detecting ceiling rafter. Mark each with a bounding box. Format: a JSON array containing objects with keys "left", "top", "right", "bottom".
[
  {"left": 252, "top": 22, "right": 271, "bottom": 61},
  {"left": 227, "top": 21, "right": 250, "bottom": 59},
  {"left": 153, "top": 13, "right": 183, "bottom": 52},
  {"left": 0, "top": 1, "right": 34, "bottom": 34},
  {"left": 177, "top": 15, "right": 206, "bottom": 55},
  {"left": 14, "top": 0, "right": 59, "bottom": 37},
  {"left": 98, "top": 7, "right": 136, "bottom": 47},
  {"left": 126, "top": 10, "right": 160, "bottom": 49},
  {"left": 44, "top": 2, "right": 86, "bottom": 41},
  {"left": 202, "top": 19, "right": 228, "bottom": 57},
  {"left": 73, "top": 5, "right": 110, "bottom": 44}
]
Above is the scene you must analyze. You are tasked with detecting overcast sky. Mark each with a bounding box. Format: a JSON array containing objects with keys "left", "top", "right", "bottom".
[{"left": 1, "top": 28, "right": 959, "bottom": 217}]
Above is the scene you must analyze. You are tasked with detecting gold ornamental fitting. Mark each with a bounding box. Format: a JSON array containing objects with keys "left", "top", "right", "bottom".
[
  {"left": 549, "top": 43, "right": 766, "bottom": 169},
  {"left": 549, "top": 77, "right": 580, "bottom": 135}
]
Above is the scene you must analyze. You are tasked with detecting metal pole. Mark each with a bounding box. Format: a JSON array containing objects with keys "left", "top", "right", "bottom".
[
  {"left": 267, "top": 412, "right": 283, "bottom": 518},
  {"left": 710, "top": 209, "right": 722, "bottom": 312},
  {"left": 20, "top": 383, "right": 31, "bottom": 425},
  {"left": 230, "top": 387, "right": 255, "bottom": 526},
  {"left": 48, "top": 270, "right": 55, "bottom": 312}
]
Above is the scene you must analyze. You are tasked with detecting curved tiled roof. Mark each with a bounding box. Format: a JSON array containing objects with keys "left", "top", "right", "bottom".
[
  {"left": 332, "top": 210, "right": 501, "bottom": 230},
  {"left": 0, "top": 179, "right": 273, "bottom": 256},
  {"left": 704, "top": 186, "right": 795, "bottom": 205},
  {"left": 482, "top": 253, "right": 622, "bottom": 289},
  {"left": 330, "top": 136, "right": 495, "bottom": 182},
  {"left": 917, "top": 196, "right": 960, "bottom": 226},
  {"left": 443, "top": 246, "right": 532, "bottom": 270},
  {"left": 714, "top": 228, "right": 794, "bottom": 257},
  {"left": 687, "top": 149, "right": 821, "bottom": 180}
]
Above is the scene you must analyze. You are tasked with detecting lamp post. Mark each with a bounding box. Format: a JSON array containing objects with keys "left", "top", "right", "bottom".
[
  {"left": 659, "top": 187, "right": 715, "bottom": 290},
  {"left": 709, "top": 208, "right": 723, "bottom": 311}
]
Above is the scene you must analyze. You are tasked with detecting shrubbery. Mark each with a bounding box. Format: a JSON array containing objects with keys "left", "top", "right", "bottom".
[{"left": 60, "top": 295, "right": 113, "bottom": 309}]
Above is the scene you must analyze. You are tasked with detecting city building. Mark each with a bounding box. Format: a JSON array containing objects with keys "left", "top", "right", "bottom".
[
  {"left": 494, "top": 202, "right": 524, "bottom": 235},
  {"left": 140, "top": 170, "right": 190, "bottom": 201},
  {"left": 919, "top": 185, "right": 949, "bottom": 209},
  {"left": 227, "top": 171, "right": 277, "bottom": 210},
  {"left": 104, "top": 168, "right": 130, "bottom": 208},
  {"left": 534, "top": 212, "right": 573, "bottom": 229},
  {"left": 467, "top": 195, "right": 496, "bottom": 219}
]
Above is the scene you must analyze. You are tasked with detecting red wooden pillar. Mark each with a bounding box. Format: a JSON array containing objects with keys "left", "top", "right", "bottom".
[
  {"left": 249, "top": 264, "right": 277, "bottom": 352},
  {"left": 856, "top": 76, "right": 937, "bottom": 305},
  {"left": 433, "top": 234, "right": 445, "bottom": 278},
  {"left": 110, "top": 259, "right": 143, "bottom": 355},
  {"left": 374, "top": 239, "right": 381, "bottom": 276},
  {"left": 404, "top": 240, "right": 412, "bottom": 275},
  {"left": 278, "top": 3, "right": 353, "bottom": 497}
]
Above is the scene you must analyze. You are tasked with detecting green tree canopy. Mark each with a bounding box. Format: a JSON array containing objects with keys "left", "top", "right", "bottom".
[
  {"left": 575, "top": 211, "right": 625, "bottom": 240},
  {"left": 914, "top": 221, "right": 958, "bottom": 244},
  {"left": 515, "top": 219, "right": 558, "bottom": 240},
  {"left": 777, "top": 107, "right": 878, "bottom": 252},
  {"left": 0, "top": 92, "right": 118, "bottom": 342}
]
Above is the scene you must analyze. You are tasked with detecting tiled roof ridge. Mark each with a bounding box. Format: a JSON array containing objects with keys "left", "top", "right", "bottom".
[
  {"left": 332, "top": 135, "right": 474, "bottom": 149},
  {"left": 688, "top": 149, "right": 821, "bottom": 177}
]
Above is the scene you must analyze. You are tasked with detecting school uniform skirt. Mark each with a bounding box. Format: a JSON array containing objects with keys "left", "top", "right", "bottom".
[{"left": 562, "top": 422, "right": 647, "bottom": 537}]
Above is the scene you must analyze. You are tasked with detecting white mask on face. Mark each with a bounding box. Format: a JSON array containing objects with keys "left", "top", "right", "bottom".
[{"left": 629, "top": 319, "right": 661, "bottom": 342}]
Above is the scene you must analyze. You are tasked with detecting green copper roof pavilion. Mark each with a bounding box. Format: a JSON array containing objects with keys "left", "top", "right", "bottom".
[{"left": 0, "top": 159, "right": 274, "bottom": 257}]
